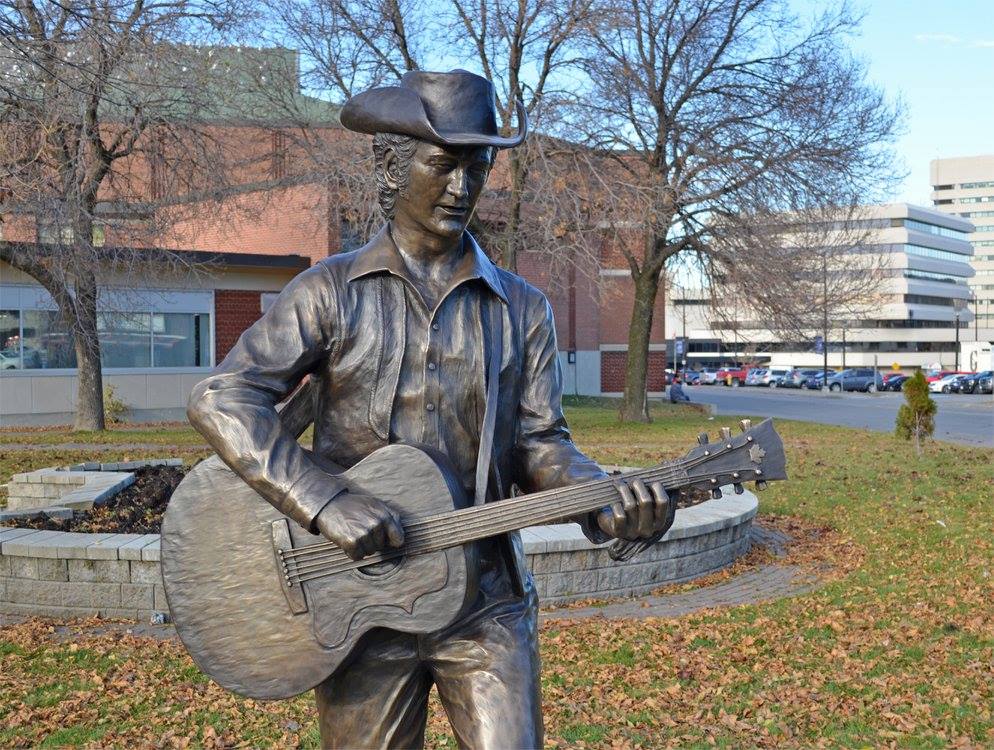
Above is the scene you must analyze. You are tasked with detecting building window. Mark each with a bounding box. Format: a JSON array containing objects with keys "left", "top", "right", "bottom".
[
  {"left": 904, "top": 294, "right": 957, "bottom": 307},
  {"left": 933, "top": 184, "right": 953, "bottom": 190},
  {"left": 904, "top": 244, "right": 973, "bottom": 263},
  {"left": 21, "top": 310, "right": 77, "bottom": 368},
  {"left": 960, "top": 181, "right": 994, "bottom": 189},
  {"left": 904, "top": 219, "right": 970, "bottom": 240},
  {"left": 1, "top": 305, "right": 211, "bottom": 370},
  {"left": 152, "top": 312, "right": 210, "bottom": 367},
  {"left": 903, "top": 270, "right": 968, "bottom": 285}
]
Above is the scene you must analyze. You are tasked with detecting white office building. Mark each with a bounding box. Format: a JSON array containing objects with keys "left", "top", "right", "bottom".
[
  {"left": 665, "top": 203, "right": 974, "bottom": 371},
  {"left": 930, "top": 154, "right": 994, "bottom": 343}
]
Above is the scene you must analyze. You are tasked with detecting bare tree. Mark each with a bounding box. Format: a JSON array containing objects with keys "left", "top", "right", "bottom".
[
  {"left": 706, "top": 204, "right": 892, "bottom": 381},
  {"left": 576, "top": 0, "right": 901, "bottom": 421},
  {"left": 0, "top": 1, "right": 256, "bottom": 430},
  {"left": 442, "top": 0, "right": 597, "bottom": 271},
  {"left": 260, "top": 0, "right": 598, "bottom": 271}
]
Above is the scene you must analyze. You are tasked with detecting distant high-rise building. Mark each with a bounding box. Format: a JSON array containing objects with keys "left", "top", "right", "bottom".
[{"left": 930, "top": 155, "right": 994, "bottom": 339}]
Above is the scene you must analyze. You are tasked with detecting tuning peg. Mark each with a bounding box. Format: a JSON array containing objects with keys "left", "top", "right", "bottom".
[
  {"left": 755, "top": 480, "right": 768, "bottom": 491},
  {"left": 739, "top": 419, "right": 752, "bottom": 432},
  {"left": 719, "top": 426, "right": 732, "bottom": 441},
  {"left": 697, "top": 432, "right": 709, "bottom": 446},
  {"left": 711, "top": 488, "right": 723, "bottom": 499},
  {"left": 733, "top": 483, "right": 744, "bottom": 494}
]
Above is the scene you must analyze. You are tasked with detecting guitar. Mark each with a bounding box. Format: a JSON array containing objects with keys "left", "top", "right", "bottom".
[{"left": 161, "top": 394, "right": 786, "bottom": 701}]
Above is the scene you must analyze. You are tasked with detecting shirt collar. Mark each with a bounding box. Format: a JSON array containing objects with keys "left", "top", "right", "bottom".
[{"left": 346, "top": 225, "right": 507, "bottom": 304}]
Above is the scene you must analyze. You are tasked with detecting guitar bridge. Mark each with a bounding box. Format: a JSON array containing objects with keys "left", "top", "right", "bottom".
[{"left": 271, "top": 519, "right": 309, "bottom": 615}]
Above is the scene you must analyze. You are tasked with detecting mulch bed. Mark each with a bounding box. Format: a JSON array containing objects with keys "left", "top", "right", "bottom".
[{"left": 13, "top": 465, "right": 186, "bottom": 534}]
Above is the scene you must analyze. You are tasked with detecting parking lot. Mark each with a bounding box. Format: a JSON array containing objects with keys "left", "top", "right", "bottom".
[{"left": 686, "top": 384, "right": 994, "bottom": 447}]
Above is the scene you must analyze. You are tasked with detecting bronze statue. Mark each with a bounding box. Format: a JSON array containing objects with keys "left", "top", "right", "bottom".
[{"left": 175, "top": 70, "right": 683, "bottom": 749}]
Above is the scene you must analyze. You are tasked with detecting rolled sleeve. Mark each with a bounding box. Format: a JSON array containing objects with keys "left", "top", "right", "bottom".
[
  {"left": 187, "top": 264, "right": 346, "bottom": 532},
  {"left": 512, "top": 293, "right": 610, "bottom": 544}
]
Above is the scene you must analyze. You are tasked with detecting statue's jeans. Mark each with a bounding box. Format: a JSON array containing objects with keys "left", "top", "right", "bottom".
[{"left": 314, "top": 560, "right": 542, "bottom": 750}]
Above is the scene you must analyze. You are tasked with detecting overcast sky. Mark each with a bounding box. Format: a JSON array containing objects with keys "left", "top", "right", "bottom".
[{"left": 836, "top": 0, "right": 994, "bottom": 205}]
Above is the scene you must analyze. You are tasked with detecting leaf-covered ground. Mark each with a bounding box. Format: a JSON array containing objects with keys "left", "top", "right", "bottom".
[{"left": 2, "top": 401, "right": 993, "bottom": 748}]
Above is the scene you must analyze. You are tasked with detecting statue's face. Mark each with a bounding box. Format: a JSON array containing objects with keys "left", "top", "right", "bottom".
[{"left": 391, "top": 140, "right": 493, "bottom": 240}]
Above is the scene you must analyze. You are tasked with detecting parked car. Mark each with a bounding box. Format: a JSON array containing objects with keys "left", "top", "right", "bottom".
[
  {"left": 745, "top": 368, "right": 768, "bottom": 386},
  {"left": 765, "top": 367, "right": 792, "bottom": 387},
  {"left": 780, "top": 368, "right": 820, "bottom": 388},
  {"left": 0, "top": 349, "right": 21, "bottom": 369},
  {"left": 684, "top": 371, "right": 702, "bottom": 385},
  {"left": 929, "top": 373, "right": 964, "bottom": 393},
  {"left": 924, "top": 369, "right": 965, "bottom": 383},
  {"left": 716, "top": 366, "right": 750, "bottom": 386},
  {"left": 697, "top": 368, "right": 719, "bottom": 385},
  {"left": 804, "top": 371, "right": 829, "bottom": 389},
  {"left": 978, "top": 372, "right": 993, "bottom": 394},
  {"left": 956, "top": 370, "right": 992, "bottom": 394},
  {"left": 826, "top": 368, "right": 884, "bottom": 393},
  {"left": 947, "top": 374, "right": 975, "bottom": 393},
  {"left": 884, "top": 374, "right": 910, "bottom": 391}
]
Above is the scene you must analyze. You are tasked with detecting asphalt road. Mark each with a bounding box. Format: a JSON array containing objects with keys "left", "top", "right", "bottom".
[{"left": 685, "top": 385, "right": 994, "bottom": 447}]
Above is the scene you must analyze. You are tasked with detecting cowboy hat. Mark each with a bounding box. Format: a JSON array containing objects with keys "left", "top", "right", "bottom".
[{"left": 340, "top": 69, "right": 527, "bottom": 149}]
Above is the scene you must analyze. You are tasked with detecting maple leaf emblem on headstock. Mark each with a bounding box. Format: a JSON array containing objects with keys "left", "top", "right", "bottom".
[{"left": 749, "top": 444, "right": 766, "bottom": 464}]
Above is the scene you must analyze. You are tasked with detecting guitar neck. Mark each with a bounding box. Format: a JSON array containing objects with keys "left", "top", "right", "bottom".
[{"left": 415, "top": 459, "right": 691, "bottom": 549}]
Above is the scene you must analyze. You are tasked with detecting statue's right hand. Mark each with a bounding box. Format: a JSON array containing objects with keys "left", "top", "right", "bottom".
[{"left": 314, "top": 492, "right": 406, "bottom": 561}]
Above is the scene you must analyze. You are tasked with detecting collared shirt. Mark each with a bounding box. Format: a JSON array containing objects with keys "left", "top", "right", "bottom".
[
  {"left": 188, "top": 226, "right": 608, "bottom": 544},
  {"left": 348, "top": 230, "right": 506, "bottom": 495}
]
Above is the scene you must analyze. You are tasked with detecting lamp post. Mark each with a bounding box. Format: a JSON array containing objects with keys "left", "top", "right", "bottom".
[{"left": 954, "top": 312, "right": 960, "bottom": 371}]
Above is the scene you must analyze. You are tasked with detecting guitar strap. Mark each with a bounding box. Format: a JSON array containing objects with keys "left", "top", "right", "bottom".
[{"left": 474, "top": 294, "right": 502, "bottom": 508}]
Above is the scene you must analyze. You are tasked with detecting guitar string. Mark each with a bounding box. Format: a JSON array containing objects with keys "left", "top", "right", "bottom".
[
  {"left": 280, "top": 464, "right": 679, "bottom": 575},
  {"left": 281, "top": 461, "right": 688, "bottom": 567},
  {"left": 280, "top": 443, "right": 753, "bottom": 576},
  {"left": 280, "top": 457, "right": 696, "bottom": 561},
  {"left": 283, "top": 447, "right": 763, "bottom": 584},
  {"left": 281, "top": 465, "right": 696, "bottom": 582}
]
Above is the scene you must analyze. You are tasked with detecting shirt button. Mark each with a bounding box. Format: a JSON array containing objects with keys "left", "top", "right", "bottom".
[
  {"left": 427, "top": 362, "right": 437, "bottom": 371},
  {"left": 426, "top": 402, "right": 435, "bottom": 411},
  {"left": 431, "top": 322, "right": 440, "bottom": 331}
]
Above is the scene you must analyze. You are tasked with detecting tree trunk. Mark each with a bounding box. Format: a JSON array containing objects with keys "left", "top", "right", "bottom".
[
  {"left": 619, "top": 268, "right": 660, "bottom": 423},
  {"left": 499, "top": 148, "right": 527, "bottom": 272},
  {"left": 72, "top": 270, "right": 105, "bottom": 431}
]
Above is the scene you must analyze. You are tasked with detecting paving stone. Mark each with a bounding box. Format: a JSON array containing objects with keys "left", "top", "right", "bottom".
[
  {"left": 68, "top": 559, "right": 131, "bottom": 583},
  {"left": 86, "top": 533, "right": 145, "bottom": 560},
  {"left": 121, "top": 583, "right": 154, "bottom": 608},
  {"left": 153, "top": 584, "right": 170, "bottom": 610},
  {"left": 141, "top": 540, "right": 161, "bottom": 561},
  {"left": 62, "top": 582, "right": 122, "bottom": 608},
  {"left": 48, "top": 533, "right": 117, "bottom": 559},
  {"left": 119, "top": 535, "right": 160, "bottom": 561},
  {"left": 2, "top": 530, "right": 69, "bottom": 558},
  {"left": 130, "top": 560, "right": 164, "bottom": 586},
  {"left": 5, "top": 578, "right": 66, "bottom": 606}
]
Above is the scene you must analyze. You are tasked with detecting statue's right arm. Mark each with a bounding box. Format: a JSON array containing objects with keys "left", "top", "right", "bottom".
[{"left": 186, "top": 264, "right": 346, "bottom": 533}]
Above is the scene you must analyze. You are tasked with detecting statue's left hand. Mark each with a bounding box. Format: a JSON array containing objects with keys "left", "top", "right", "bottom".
[{"left": 596, "top": 478, "right": 674, "bottom": 541}]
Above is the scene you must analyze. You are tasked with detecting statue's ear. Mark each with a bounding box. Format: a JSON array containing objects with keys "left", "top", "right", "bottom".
[{"left": 383, "top": 149, "right": 403, "bottom": 192}]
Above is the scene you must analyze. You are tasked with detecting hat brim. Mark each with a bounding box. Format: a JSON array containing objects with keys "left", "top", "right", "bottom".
[{"left": 340, "top": 86, "right": 527, "bottom": 149}]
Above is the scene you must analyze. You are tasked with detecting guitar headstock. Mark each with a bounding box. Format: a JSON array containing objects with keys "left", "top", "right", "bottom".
[{"left": 680, "top": 418, "right": 787, "bottom": 497}]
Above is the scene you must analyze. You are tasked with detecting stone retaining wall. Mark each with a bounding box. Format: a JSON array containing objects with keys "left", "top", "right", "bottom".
[{"left": 0, "top": 491, "right": 757, "bottom": 618}]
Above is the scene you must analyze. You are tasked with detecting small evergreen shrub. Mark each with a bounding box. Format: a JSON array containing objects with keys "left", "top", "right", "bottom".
[{"left": 895, "top": 371, "right": 936, "bottom": 456}]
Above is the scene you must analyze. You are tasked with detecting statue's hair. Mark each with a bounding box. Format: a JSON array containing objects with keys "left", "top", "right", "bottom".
[
  {"left": 372, "top": 133, "right": 497, "bottom": 219},
  {"left": 372, "top": 133, "right": 419, "bottom": 220}
]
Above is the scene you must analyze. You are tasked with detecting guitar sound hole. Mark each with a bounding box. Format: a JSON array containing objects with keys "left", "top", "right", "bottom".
[{"left": 356, "top": 558, "right": 402, "bottom": 577}]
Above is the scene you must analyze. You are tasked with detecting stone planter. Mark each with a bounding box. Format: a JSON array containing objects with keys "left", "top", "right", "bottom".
[{"left": 0, "top": 488, "right": 756, "bottom": 619}]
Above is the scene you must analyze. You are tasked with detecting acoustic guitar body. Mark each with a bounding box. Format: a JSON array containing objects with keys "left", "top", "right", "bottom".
[{"left": 161, "top": 443, "right": 476, "bottom": 700}]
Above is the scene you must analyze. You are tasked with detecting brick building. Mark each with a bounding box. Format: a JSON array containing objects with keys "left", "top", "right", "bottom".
[{"left": 1, "top": 49, "right": 671, "bottom": 420}]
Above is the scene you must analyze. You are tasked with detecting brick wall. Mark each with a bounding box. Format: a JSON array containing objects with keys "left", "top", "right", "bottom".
[
  {"left": 600, "top": 349, "right": 669, "bottom": 392},
  {"left": 214, "top": 289, "right": 263, "bottom": 362}
]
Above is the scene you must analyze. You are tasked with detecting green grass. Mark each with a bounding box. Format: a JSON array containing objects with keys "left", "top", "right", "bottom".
[{"left": 1, "top": 401, "right": 992, "bottom": 748}]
